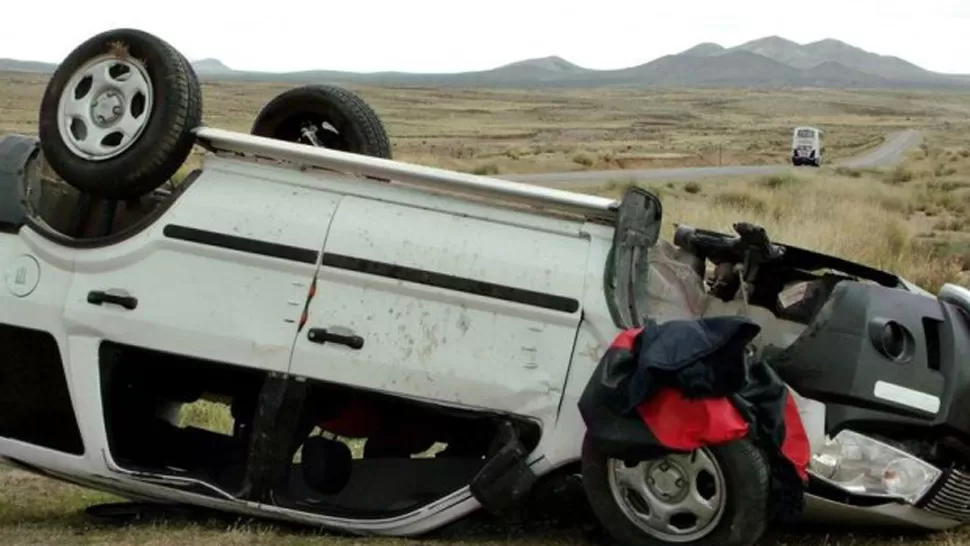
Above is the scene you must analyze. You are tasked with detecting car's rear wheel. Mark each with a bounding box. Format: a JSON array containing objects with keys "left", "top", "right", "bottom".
[
  {"left": 581, "top": 434, "right": 770, "bottom": 546},
  {"left": 37, "top": 28, "right": 202, "bottom": 200},
  {"left": 250, "top": 84, "right": 392, "bottom": 159}
]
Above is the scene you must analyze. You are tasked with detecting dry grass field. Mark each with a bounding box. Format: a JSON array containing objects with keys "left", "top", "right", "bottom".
[
  {"left": 3, "top": 72, "right": 969, "bottom": 174},
  {"left": 2, "top": 70, "right": 970, "bottom": 544},
  {"left": 576, "top": 130, "right": 970, "bottom": 294}
]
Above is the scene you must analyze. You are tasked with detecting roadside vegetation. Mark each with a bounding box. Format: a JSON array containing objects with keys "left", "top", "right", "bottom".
[{"left": 579, "top": 128, "right": 970, "bottom": 295}]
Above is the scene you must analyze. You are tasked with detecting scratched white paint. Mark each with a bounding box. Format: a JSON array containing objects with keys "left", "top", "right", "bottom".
[
  {"left": 538, "top": 223, "right": 619, "bottom": 464},
  {"left": 289, "top": 195, "right": 590, "bottom": 422},
  {"left": 59, "top": 165, "right": 340, "bottom": 374}
]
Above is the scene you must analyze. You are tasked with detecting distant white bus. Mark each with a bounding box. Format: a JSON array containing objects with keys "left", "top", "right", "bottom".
[{"left": 791, "top": 126, "right": 822, "bottom": 167}]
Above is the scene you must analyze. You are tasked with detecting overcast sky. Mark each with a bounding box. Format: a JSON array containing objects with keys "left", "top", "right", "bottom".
[{"left": 3, "top": 0, "right": 969, "bottom": 74}]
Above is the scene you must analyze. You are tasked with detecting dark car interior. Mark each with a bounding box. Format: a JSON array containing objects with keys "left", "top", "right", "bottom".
[{"left": 0, "top": 135, "right": 183, "bottom": 244}]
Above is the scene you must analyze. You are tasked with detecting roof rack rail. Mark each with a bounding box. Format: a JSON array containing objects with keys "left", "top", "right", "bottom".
[{"left": 193, "top": 127, "right": 619, "bottom": 222}]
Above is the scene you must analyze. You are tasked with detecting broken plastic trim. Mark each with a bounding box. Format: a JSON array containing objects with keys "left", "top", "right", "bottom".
[
  {"left": 469, "top": 421, "right": 539, "bottom": 514},
  {"left": 607, "top": 187, "right": 663, "bottom": 328}
]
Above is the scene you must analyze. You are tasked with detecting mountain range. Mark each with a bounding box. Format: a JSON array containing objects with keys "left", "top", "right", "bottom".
[{"left": 2, "top": 36, "right": 967, "bottom": 89}]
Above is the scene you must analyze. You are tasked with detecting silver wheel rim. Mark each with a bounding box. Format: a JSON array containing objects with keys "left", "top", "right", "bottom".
[
  {"left": 607, "top": 448, "right": 727, "bottom": 543},
  {"left": 55, "top": 53, "right": 154, "bottom": 161}
]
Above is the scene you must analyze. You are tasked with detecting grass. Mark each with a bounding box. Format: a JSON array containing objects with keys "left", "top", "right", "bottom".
[
  {"left": 572, "top": 127, "right": 970, "bottom": 293},
  {"left": 3, "top": 73, "right": 970, "bottom": 175},
  {"left": 2, "top": 71, "right": 970, "bottom": 543},
  {"left": 5, "top": 462, "right": 970, "bottom": 546}
]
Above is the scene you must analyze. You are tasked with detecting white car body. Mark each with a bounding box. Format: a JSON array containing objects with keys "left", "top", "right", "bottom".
[
  {"left": 0, "top": 128, "right": 967, "bottom": 538},
  {"left": 0, "top": 131, "right": 625, "bottom": 535}
]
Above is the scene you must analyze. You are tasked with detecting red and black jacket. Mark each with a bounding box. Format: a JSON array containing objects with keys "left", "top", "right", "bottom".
[{"left": 578, "top": 316, "right": 810, "bottom": 523}]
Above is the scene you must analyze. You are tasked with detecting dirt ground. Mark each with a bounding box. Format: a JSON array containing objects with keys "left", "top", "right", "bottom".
[{"left": 3, "top": 464, "right": 970, "bottom": 546}]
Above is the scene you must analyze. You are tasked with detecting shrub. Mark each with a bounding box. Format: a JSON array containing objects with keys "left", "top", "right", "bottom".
[
  {"left": 757, "top": 173, "right": 798, "bottom": 189},
  {"left": 471, "top": 163, "right": 500, "bottom": 175},
  {"left": 835, "top": 166, "right": 863, "bottom": 178},
  {"left": 712, "top": 190, "right": 767, "bottom": 214},
  {"left": 884, "top": 166, "right": 914, "bottom": 185},
  {"left": 572, "top": 153, "right": 594, "bottom": 167}
]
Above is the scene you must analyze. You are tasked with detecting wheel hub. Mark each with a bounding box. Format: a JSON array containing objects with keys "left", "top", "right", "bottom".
[
  {"left": 647, "top": 460, "right": 688, "bottom": 501},
  {"left": 607, "top": 448, "right": 728, "bottom": 543},
  {"left": 55, "top": 54, "right": 154, "bottom": 161},
  {"left": 91, "top": 90, "right": 125, "bottom": 127}
]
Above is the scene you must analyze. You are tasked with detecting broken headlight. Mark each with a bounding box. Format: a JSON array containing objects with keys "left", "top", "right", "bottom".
[{"left": 809, "top": 429, "right": 941, "bottom": 504}]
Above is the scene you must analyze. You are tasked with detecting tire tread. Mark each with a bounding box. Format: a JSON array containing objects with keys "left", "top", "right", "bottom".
[{"left": 251, "top": 84, "right": 391, "bottom": 159}]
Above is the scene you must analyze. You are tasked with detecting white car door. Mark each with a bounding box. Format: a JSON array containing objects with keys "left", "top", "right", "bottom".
[
  {"left": 287, "top": 194, "right": 590, "bottom": 425},
  {"left": 62, "top": 163, "right": 341, "bottom": 382}
]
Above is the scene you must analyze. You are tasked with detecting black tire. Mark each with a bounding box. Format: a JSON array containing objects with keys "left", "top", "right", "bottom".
[
  {"left": 250, "top": 84, "right": 392, "bottom": 159},
  {"left": 37, "top": 28, "right": 202, "bottom": 200},
  {"left": 581, "top": 434, "right": 770, "bottom": 546}
]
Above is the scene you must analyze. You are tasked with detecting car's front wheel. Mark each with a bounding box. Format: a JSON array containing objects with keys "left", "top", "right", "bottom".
[
  {"left": 580, "top": 434, "right": 770, "bottom": 546},
  {"left": 37, "top": 28, "right": 202, "bottom": 200}
]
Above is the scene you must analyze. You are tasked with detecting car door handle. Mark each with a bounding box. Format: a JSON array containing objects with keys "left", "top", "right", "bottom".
[
  {"left": 307, "top": 328, "right": 364, "bottom": 350},
  {"left": 87, "top": 290, "right": 138, "bottom": 310}
]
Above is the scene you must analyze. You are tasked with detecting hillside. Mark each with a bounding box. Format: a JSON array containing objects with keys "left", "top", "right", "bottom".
[
  {"left": 191, "top": 58, "right": 234, "bottom": 74},
  {"left": 602, "top": 50, "right": 804, "bottom": 87},
  {"left": 0, "top": 58, "right": 61, "bottom": 73},
  {"left": 2, "top": 36, "right": 967, "bottom": 89},
  {"left": 731, "top": 36, "right": 933, "bottom": 81},
  {"left": 0, "top": 57, "right": 236, "bottom": 75}
]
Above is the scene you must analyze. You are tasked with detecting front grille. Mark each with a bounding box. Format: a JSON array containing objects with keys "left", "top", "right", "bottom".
[{"left": 921, "top": 468, "right": 970, "bottom": 522}]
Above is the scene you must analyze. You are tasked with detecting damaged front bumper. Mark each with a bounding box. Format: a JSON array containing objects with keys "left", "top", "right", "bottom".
[
  {"left": 805, "top": 492, "right": 959, "bottom": 530},
  {"left": 803, "top": 427, "right": 970, "bottom": 530}
]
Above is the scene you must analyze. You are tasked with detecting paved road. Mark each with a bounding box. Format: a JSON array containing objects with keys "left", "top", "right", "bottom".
[{"left": 503, "top": 129, "right": 923, "bottom": 187}]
